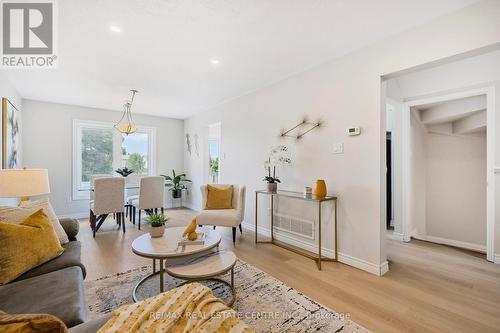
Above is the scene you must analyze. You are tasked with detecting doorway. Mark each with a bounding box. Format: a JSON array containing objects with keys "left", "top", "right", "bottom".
[{"left": 401, "top": 88, "right": 495, "bottom": 261}]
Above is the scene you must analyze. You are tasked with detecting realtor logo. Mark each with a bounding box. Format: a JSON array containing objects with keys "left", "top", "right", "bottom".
[{"left": 1, "top": 0, "right": 57, "bottom": 68}]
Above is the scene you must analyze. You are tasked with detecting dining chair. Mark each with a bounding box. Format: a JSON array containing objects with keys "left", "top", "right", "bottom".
[
  {"left": 89, "top": 177, "right": 125, "bottom": 238},
  {"left": 89, "top": 174, "right": 111, "bottom": 202},
  {"left": 90, "top": 174, "right": 119, "bottom": 220},
  {"left": 125, "top": 174, "right": 141, "bottom": 222},
  {"left": 130, "top": 176, "right": 165, "bottom": 230}
]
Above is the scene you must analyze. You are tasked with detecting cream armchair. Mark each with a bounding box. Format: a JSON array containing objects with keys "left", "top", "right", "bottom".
[{"left": 197, "top": 184, "right": 246, "bottom": 243}]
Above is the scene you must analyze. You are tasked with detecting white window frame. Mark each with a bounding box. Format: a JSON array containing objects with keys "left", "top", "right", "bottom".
[{"left": 72, "top": 119, "right": 157, "bottom": 200}]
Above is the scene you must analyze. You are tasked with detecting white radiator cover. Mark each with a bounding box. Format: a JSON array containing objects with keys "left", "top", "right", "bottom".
[{"left": 273, "top": 212, "right": 315, "bottom": 240}]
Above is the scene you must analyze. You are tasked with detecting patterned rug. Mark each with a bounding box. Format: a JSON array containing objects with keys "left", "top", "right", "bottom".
[{"left": 85, "top": 259, "right": 370, "bottom": 333}]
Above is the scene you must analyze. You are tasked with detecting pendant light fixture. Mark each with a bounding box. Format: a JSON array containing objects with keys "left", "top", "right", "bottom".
[{"left": 114, "top": 89, "right": 138, "bottom": 135}]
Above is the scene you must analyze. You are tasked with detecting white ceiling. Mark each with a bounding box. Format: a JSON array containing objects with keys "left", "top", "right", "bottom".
[{"left": 4, "top": 0, "right": 480, "bottom": 119}]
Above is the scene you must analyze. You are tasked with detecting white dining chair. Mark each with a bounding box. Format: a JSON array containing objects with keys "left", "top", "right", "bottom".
[
  {"left": 130, "top": 176, "right": 165, "bottom": 230},
  {"left": 89, "top": 174, "right": 111, "bottom": 202},
  {"left": 90, "top": 177, "right": 125, "bottom": 237},
  {"left": 125, "top": 174, "right": 141, "bottom": 222}
]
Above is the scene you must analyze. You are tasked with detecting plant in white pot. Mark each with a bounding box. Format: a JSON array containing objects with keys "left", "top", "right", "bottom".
[
  {"left": 263, "top": 145, "right": 291, "bottom": 192},
  {"left": 147, "top": 213, "right": 169, "bottom": 238}
]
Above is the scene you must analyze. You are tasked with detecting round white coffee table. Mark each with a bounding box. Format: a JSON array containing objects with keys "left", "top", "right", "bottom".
[
  {"left": 131, "top": 226, "right": 221, "bottom": 302},
  {"left": 166, "top": 250, "right": 237, "bottom": 306}
]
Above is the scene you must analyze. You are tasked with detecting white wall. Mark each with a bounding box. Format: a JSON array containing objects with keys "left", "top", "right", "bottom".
[
  {"left": 184, "top": 1, "right": 500, "bottom": 275},
  {"left": 409, "top": 111, "right": 427, "bottom": 238},
  {"left": 425, "top": 132, "right": 486, "bottom": 247},
  {"left": 22, "top": 100, "right": 184, "bottom": 217},
  {"left": 386, "top": 79, "right": 404, "bottom": 237},
  {"left": 0, "top": 73, "right": 23, "bottom": 206}
]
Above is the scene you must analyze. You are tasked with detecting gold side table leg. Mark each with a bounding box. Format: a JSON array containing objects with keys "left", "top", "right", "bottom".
[
  {"left": 271, "top": 194, "right": 274, "bottom": 241},
  {"left": 318, "top": 200, "right": 322, "bottom": 270},
  {"left": 334, "top": 199, "right": 338, "bottom": 261},
  {"left": 255, "top": 192, "right": 258, "bottom": 243},
  {"left": 159, "top": 259, "right": 164, "bottom": 293}
]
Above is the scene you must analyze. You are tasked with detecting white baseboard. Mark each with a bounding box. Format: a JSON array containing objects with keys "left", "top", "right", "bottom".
[
  {"left": 386, "top": 231, "right": 404, "bottom": 241},
  {"left": 243, "top": 222, "right": 388, "bottom": 276},
  {"left": 58, "top": 212, "right": 88, "bottom": 220},
  {"left": 182, "top": 202, "right": 199, "bottom": 211},
  {"left": 58, "top": 204, "right": 199, "bottom": 220},
  {"left": 380, "top": 260, "right": 389, "bottom": 275},
  {"left": 420, "top": 235, "right": 486, "bottom": 253},
  {"left": 494, "top": 254, "right": 500, "bottom": 264},
  {"left": 338, "top": 251, "right": 389, "bottom": 276}
]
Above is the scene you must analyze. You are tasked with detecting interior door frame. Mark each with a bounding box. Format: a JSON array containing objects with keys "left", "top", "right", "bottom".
[{"left": 401, "top": 86, "right": 495, "bottom": 262}]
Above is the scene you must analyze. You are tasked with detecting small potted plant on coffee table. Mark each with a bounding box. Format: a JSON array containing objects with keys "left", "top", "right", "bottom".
[{"left": 147, "top": 213, "right": 169, "bottom": 238}]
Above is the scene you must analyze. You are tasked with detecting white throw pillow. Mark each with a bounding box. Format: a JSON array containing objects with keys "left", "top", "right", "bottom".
[{"left": 0, "top": 198, "right": 69, "bottom": 244}]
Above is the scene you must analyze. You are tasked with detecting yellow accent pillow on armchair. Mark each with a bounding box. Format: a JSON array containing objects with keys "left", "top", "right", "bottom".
[
  {"left": 205, "top": 184, "right": 233, "bottom": 209},
  {"left": 0, "top": 209, "right": 64, "bottom": 284}
]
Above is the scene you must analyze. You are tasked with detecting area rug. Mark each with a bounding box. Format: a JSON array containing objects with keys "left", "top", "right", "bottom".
[{"left": 85, "top": 259, "right": 370, "bottom": 333}]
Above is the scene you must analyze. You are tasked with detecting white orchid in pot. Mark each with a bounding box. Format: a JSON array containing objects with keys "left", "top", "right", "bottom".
[{"left": 263, "top": 145, "right": 291, "bottom": 192}]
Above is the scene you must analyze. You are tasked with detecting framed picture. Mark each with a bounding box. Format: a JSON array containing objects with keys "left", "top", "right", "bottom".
[{"left": 1, "top": 97, "right": 20, "bottom": 169}]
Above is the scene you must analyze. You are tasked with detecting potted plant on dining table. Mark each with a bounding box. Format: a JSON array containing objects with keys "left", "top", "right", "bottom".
[{"left": 161, "top": 170, "right": 192, "bottom": 199}]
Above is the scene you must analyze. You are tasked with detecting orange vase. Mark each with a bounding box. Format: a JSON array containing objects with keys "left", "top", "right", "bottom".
[{"left": 313, "top": 180, "right": 327, "bottom": 198}]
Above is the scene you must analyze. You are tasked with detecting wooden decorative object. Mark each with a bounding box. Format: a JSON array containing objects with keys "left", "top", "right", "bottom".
[{"left": 280, "top": 117, "right": 322, "bottom": 140}]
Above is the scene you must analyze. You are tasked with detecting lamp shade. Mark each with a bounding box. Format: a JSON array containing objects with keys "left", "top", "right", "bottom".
[{"left": 0, "top": 169, "right": 51, "bottom": 198}]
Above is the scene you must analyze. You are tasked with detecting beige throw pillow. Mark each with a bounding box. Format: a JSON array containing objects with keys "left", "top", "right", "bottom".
[{"left": 0, "top": 198, "right": 69, "bottom": 244}]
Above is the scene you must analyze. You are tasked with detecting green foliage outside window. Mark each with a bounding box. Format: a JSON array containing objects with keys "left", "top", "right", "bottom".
[
  {"left": 210, "top": 157, "right": 219, "bottom": 175},
  {"left": 81, "top": 129, "right": 113, "bottom": 182},
  {"left": 127, "top": 153, "right": 146, "bottom": 174}
]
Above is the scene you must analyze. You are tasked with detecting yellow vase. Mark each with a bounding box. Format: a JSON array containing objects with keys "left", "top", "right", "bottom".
[{"left": 313, "top": 180, "right": 327, "bottom": 198}]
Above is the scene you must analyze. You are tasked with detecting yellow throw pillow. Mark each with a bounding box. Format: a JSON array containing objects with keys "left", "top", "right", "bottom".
[
  {"left": 0, "top": 198, "right": 69, "bottom": 245},
  {"left": 0, "top": 209, "right": 64, "bottom": 284},
  {"left": 205, "top": 185, "right": 233, "bottom": 209},
  {"left": 0, "top": 310, "right": 68, "bottom": 333},
  {"left": 20, "top": 198, "right": 69, "bottom": 244}
]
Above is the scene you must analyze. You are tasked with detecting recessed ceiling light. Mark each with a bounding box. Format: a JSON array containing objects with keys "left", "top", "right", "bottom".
[
  {"left": 210, "top": 59, "right": 220, "bottom": 65},
  {"left": 109, "top": 25, "right": 122, "bottom": 33}
]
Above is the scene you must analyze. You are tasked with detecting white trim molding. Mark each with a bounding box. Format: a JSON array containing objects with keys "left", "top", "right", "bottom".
[
  {"left": 424, "top": 235, "right": 486, "bottom": 253},
  {"left": 245, "top": 222, "right": 389, "bottom": 276},
  {"left": 386, "top": 231, "right": 404, "bottom": 241},
  {"left": 494, "top": 254, "right": 500, "bottom": 264},
  {"left": 58, "top": 212, "right": 89, "bottom": 220},
  {"left": 72, "top": 119, "right": 157, "bottom": 201}
]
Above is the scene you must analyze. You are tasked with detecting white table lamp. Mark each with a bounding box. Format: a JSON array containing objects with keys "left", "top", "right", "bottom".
[{"left": 0, "top": 168, "right": 51, "bottom": 205}]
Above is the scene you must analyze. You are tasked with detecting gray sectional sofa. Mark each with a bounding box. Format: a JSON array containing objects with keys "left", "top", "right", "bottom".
[{"left": 0, "top": 218, "right": 89, "bottom": 329}]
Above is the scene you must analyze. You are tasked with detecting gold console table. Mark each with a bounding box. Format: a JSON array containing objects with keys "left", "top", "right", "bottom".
[{"left": 254, "top": 190, "right": 337, "bottom": 270}]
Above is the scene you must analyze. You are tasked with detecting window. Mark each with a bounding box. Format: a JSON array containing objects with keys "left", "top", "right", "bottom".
[
  {"left": 73, "top": 120, "right": 156, "bottom": 200},
  {"left": 208, "top": 122, "right": 221, "bottom": 183},
  {"left": 121, "top": 132, "right": 149, "bottom": 176}
]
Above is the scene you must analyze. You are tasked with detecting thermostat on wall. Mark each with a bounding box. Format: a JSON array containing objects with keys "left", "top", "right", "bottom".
[{"left": 347, "top": 127, "right": 361, "bottom": 136}]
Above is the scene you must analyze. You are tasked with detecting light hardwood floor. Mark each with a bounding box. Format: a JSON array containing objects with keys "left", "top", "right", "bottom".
[{"left": 79, "top": 209, "right": 500, "bottom": 333}]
